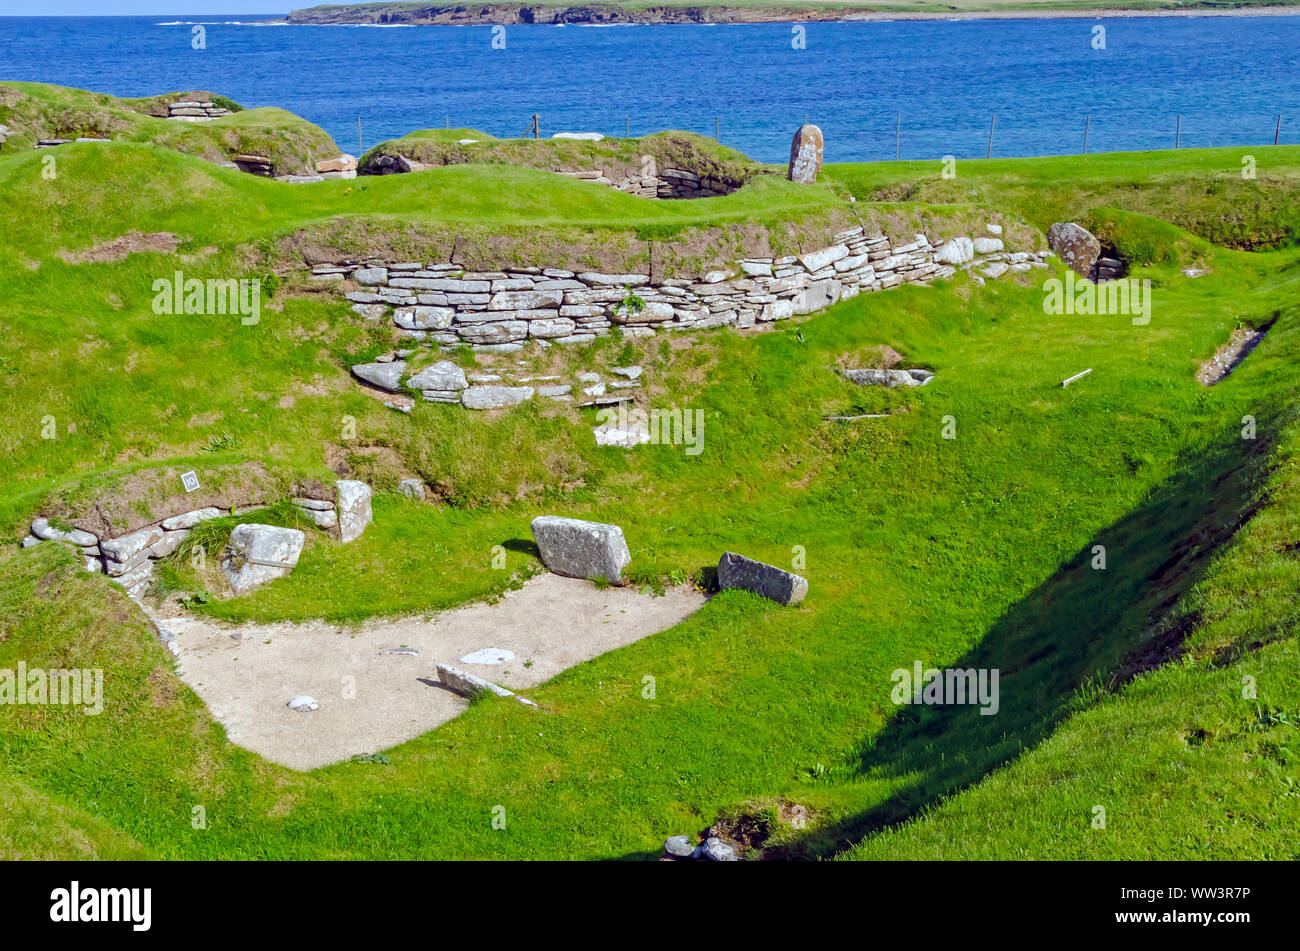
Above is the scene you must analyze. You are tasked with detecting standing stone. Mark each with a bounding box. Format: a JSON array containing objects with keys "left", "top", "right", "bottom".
[
  {"left": 716, "top": 552, "right": 808, "bottom": 605},
  {"left": 220, "top": 524, "right": 305, "bottom": 595},
  {"left": 530, "top": 515, "right": 631, "bottom": 583},
  {"left": 1046, "top": 222, "right": 1102, "bottom": 278},
  {"left": 787, "top": 124, "right": 824, "bottom": 184},
  {"left": 336, "top": 480, "right": 373, "bottom": 543}
]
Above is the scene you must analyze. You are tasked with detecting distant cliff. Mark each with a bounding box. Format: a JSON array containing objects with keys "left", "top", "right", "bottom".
[
  {"left": 286, "top": 3, "right": 883, "bottom": 26},
  {"left": 284, "top": 2, "right": 1300, "bottom": 27}
]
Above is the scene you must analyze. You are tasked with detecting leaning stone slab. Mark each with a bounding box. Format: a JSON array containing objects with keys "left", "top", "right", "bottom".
[
  {"left": 933, "top": 236, "right": 974, "bottom": 265},
  {"left": 220, "top": 523, "right": 305, "bottom": 596},
  {"left": 436, "top": 663, "right": 537, "bottom": 706},
  {"left": 101, "top": 526, "right": 163, "bottom": 563},
  {"left": 148, "top": 530, "right": 188, "bottom": 559},
  {"left": 530, "top": 515, "right": 631, "bottom": 583},
  {"left": 792, "top": 279, "right": 842, "bottom": 315},
  {"left": 1046, "top": 221, "right": 1101, "bottom": 278},
  {"left": 799, "top": 244, "right": 849, "bottom": 273},
  {"left": 351, "top": 361, "right": 407, "bottom": 392},
  {"left": 162, "top": 507, "right": 222, "bottom": 531},
  {"left": 406, "top": 360, "right": 467, "bottom": 392},
  {"left": 841, "top": 368, "right": 926, "bottom": 388},
  {"left": 716, "top": 551, "right": 807, "bottom": 605},
  {"left": 30, "top": 518, "right": 98, "bottom": 548},
  {"left": 336, "top": 480, "right": 373, "bottom": 543}
]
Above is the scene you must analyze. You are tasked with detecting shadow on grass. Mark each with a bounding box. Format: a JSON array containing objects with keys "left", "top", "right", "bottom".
[
  {"left": 501, "top": 538, "right": 540, "bottom": 558},
  {"left": 771, "top": 419, "right": 1280, "bottom": 860}
]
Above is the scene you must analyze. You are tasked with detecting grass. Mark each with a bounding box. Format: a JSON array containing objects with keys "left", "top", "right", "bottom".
[{"left": 0, "top": 100, "right": 1297, "bottom": 859}]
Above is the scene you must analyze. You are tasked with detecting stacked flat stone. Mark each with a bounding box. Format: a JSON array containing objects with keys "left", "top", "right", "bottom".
[
  {"left": 314, "top": 154, "right": 358, "bottom": 180},
  {"left": 232, "top": 153, "right": 275, "bottom": 177},
  {"left": 320, "top": 225, "right": 1030, "bottom": 362},
  {"left": 166, "top": 99, "right": 233, "bottom": 122}
]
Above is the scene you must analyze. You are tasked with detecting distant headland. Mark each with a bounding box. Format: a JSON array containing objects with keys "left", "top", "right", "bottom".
[{"left": 282, "top": 1, "right": 1300, "bottom": 28}]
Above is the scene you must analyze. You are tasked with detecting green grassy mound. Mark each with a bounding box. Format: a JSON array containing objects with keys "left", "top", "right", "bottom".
[
  {"left": 359, "top": 128, "right": 765, "bottom": 191},
  {"left": 0, "top": 82, "right": 342, "bottom": 177}
]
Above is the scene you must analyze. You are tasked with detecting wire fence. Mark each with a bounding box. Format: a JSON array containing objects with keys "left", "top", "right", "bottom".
[{"left": 382, "top": 111, "right": 1296, "bottom": 164}]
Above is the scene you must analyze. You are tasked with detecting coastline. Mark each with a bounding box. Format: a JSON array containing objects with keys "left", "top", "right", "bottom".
[{"left": 280, "top": 4, "right": 1300, "bottom": 27}]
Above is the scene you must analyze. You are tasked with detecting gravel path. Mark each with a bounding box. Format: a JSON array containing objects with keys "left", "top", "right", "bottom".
[{"left": 163, "top": 575, "right": 705, "bottom": 771}]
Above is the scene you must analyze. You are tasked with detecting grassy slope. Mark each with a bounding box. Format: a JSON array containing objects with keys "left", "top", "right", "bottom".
[
  {"left": 1, "top": 133, "right": 1297, "bottom": 859},
  {"left": 848, "top": 409, "right": 1300, "bottom": 859}
]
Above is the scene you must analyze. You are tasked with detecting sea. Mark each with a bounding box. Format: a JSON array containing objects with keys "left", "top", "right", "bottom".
[{"left": 0, "top": 13, "right": 1297, "bottom": 162}]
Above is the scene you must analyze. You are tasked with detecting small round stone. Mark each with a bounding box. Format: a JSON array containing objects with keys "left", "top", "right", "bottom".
[
  {"left": 664, "top": 834, "right": 695, "bottom": 858},
  {"left": 702, "top": 837, "right": 737, "bottom": 862}
]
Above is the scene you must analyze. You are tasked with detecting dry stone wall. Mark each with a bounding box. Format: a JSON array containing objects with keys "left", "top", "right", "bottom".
[
  {"left": 315, "top": 223, "right": 1051, "bottom": 358},
  {"left": 20, "top": 482, "right": 372, "bottom": 600},
  {"left": 555, "top": 166, "right": 732, "bottom": 198},
  {"left": 366, "top": 154, "right": 733, "bottom": 198},
  {"left": 164, "top": 98, "right": 233, "bottom": 122}
]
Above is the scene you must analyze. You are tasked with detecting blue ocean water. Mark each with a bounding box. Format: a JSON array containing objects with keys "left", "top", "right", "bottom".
[{"left": 0, "top": 14, "right": 1297, "bottom": 162}]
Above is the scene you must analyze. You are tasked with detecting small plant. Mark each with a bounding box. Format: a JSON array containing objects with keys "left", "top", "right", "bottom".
[
  {"left": 613, "top": 293, "right": 646, "bottom": 319},
  {"left": 201, "top": 432, "right": 238, "bottom": 453},
  {"left": 210, "top": 94, "right": 243, "bottom": 114}
]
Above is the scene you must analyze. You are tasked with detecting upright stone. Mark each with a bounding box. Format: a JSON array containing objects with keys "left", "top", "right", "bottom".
[
  {"left": 530, "top": 515, "right": 631, "bottom": 584},
  {"left": 716, "top": 551, "right": 808, "bottom": 605},
  {"left": 336, "top": 480, "right": 373, "bottom": 543},
  {"left": 787, "top": 124, "right": 824, "bottom": 184},
  {"left": 1046, "top": 222, "right": 1102, "bottom": 278},
  {"left": 220, "top": 524, "right": 305, "bottom": 595}
]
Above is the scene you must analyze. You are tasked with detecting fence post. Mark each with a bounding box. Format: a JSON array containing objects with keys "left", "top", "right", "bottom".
[
  {"left": 1082, "top": 114, "right": 1090, "bottom": 155},
  {"left": 987, "top": 113, "right": 996, "bottom": 158},
  {"left": 1275, "top": 115, "right": 1282, "bottom": 146},
  {"left": 626, "top": 116, "right": 630, "bottom": 138},
  {"left": 1175, "top": 114, "right": 1181, "bottom": 150}
]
